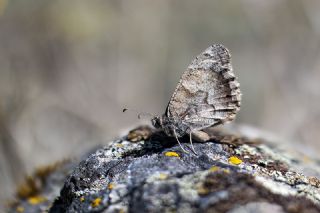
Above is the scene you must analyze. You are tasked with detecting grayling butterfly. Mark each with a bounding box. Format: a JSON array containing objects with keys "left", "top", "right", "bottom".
[{"left": 151, "top": 44, "right": 241, "bottom": 153}]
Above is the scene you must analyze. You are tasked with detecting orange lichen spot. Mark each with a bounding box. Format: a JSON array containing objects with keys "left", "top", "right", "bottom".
[
  {"left": 28, "top": 195, "right": 46, "bottom": 205},
  {"left": 164, "top": 151, "right": 180, "bottom": 158},
  {"left": 108, "top": 183, "right": 115, "bottom": 190},
  {"left": 91, "top": 198, "right": 102, "bottom": 208},
  {"left": 209, "top": 166, "right": 220, "bottom": 172},
  {"left": 228, "top": 156, "right": 243, "bottom": 165},
  {"left": 158, "top": 173, "right": 168, "bottom": 180},
  {"left": 80, "top": 196, "right": 85, "bottom": 202},
  {"left": 16, "top": 206, "right": 24, "bottom": 213}
]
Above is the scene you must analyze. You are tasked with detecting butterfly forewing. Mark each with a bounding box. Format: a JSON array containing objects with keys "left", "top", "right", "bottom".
[{"left": 166, "top": 44, "right": 241, "bottom": 131}]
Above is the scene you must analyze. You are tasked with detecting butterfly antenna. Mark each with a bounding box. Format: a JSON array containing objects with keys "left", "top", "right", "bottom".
[
  {"left": 173, "top": 128, "right": 189, "bottom": 154},
  {"left": 122, "top": 108, "right": 155, "bottom": 119},
  {"left": 137, "top": 112, "right": 155, "bottom": 119},
  {"left": 189, "top": 131, "right": 198, "bottom": 155}
]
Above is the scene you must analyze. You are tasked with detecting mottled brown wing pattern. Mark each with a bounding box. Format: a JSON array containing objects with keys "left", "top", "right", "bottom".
[{"left": 166, "top": 44, "right": 241, "bottom": 131}]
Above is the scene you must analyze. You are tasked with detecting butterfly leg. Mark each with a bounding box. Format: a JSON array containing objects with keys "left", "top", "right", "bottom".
[
  {"left": 189, "top": 131, "right": 198, "bottom": 155},
  {"left": 173, "top": 128, "right": 189, "bottom": 154}
]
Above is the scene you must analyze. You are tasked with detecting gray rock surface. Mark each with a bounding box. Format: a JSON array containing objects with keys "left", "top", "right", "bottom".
[{"left": 8, "top": 125, "right": 320, "bottom": 212}]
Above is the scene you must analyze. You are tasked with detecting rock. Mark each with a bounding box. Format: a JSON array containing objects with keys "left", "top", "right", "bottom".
[
  {"left": 8, "top": 125, "right": 320, "bottom": 212},
  {"left": 8, "top": 160, "right": 78, "bottom": 213},
  {"left": 227, "top": 202, "right": 285, "bottom": 213}
]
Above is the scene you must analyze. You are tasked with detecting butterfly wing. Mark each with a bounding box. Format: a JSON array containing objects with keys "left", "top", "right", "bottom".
[{"left": 166, "top": 44, "right": 241, "bottom": 131}]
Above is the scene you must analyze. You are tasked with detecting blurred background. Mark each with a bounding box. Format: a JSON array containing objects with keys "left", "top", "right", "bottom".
[{"left": 1, "top": 0, "right": 320, "bottom": 204}]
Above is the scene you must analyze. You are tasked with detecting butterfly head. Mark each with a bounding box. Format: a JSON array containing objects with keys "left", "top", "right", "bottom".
[
  {"left": 151, "top": 115, "right": 175, "bottom": 136},
  {"left": 151, "top": 115, "right": 188, "bottom": 138},
  {"left": 151, "top": 116, "right": 163, "bottom": 129}
]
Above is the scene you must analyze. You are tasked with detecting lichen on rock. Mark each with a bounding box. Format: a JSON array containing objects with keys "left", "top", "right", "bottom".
[{"left": 8, "top": 125, "right": 320, "bottom": 213}]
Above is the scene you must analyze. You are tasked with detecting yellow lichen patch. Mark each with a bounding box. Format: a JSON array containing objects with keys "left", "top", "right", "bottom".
[
  {"left": 80, "top": 196, "right": 85, "bottom": 202},
  {"left": 158, "top": 173, "right": 168, "bottom": 180},
  {"left": 115, "top": 143, "right": 124, "bottom": 148},
  {"left": 164, "top": 151, "right": 180, "bottom": 158},
  {"left": 209, "top": 166, "right": 220, "bottom": 172},
  {"left": 16, "top": 206, "right": 24, "bottom": 213},
  {"left": 196, "top": 185, "right": 209, "bottom": 196},
  {"left": 17, "top": 159, "right": 69, "bottom": 199},
  {"left": 228, "top": 156, "right": 243, "bottom": 165},
  {"left": 91, "top": 198, "right": 102, "bottom": 208},
  {"left": 28, "top": 195, "right": 46, "bottom": 205},
  {"left": 223, "top": 168, "right": 231, "bottom": 174},
  {"left": 108, "top": 183, "right": 115, "bottom": 190},
  {"left": 16, "top": 176, "right": 39, "bottom": 199}
]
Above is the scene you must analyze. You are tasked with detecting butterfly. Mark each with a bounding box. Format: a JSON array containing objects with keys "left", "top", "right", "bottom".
[{"left": 151, "top": 44, "right": 241, "bottom": 153}]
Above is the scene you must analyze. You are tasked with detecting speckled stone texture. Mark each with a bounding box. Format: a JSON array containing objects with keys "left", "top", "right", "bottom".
[{"left": 9, "top": 125, "right": 320, "bottom": 213}]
